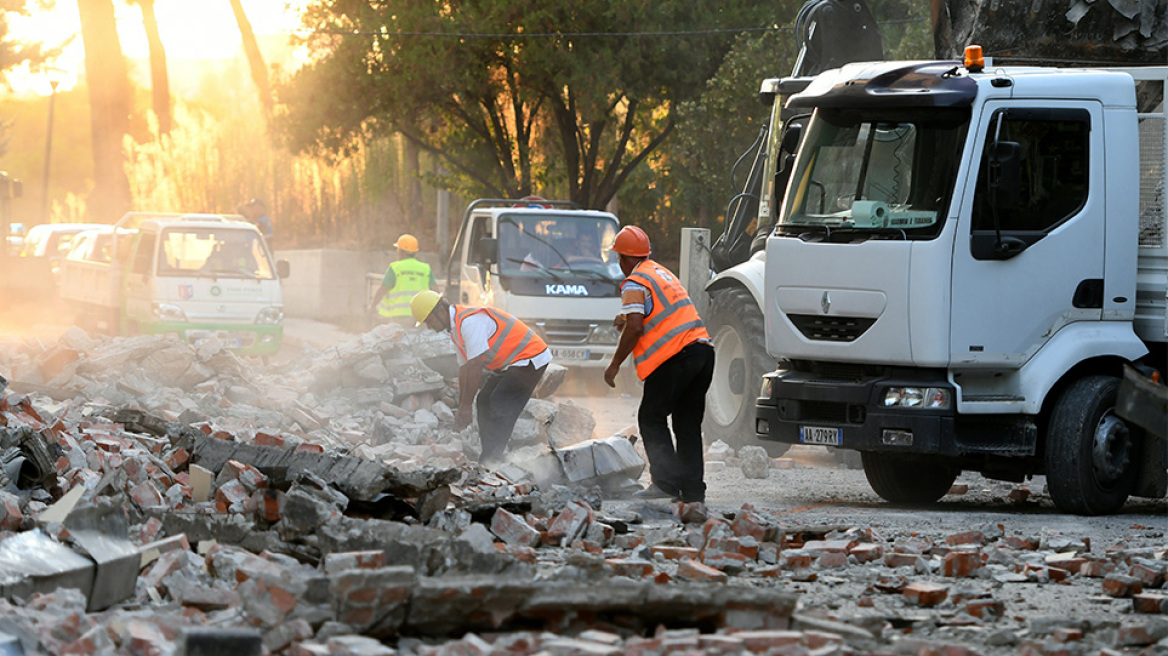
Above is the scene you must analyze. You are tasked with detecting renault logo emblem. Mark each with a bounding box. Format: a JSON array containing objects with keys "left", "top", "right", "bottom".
[{"left": 821, "top": 291, "right": 831, "bottom": 315}]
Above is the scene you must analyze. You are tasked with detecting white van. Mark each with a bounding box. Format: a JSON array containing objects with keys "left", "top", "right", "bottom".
[{"left": 59, "top": 213, "right": 288, "bottom": 356}]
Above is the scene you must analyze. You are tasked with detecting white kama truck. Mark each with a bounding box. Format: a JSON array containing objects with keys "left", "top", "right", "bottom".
[
  {"left": 59, "top": 212, "right": 288, "bottom": 356},
  {"left": 443, "top": 198, "right": 624, "bottom": 370},
  {"left": 754, "top": 50, "right": 1168, "bottom": 515}
]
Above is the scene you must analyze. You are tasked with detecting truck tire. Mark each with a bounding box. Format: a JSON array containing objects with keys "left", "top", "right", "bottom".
[
  {"left": 702, "top": 287, "right": 787, "bottom": 456},
  {"left": 1045, "top": 375, "right": 1136, "bottom": 515},
  {"left": 862, "top": 452, "right": 957, "bottom": 504}
]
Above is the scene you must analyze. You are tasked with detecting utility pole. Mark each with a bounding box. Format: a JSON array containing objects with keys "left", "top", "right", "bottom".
[{"left": 41, "top": 79, "right": 59, "bottom": 224}]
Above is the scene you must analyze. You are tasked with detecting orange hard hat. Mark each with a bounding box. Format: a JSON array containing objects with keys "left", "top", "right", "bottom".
[
  {"left": 394, "top": 233, "right": 419, "bottom": 252},
  {"left": 611, "top": 226, "right": 651, "bottom": 257}
]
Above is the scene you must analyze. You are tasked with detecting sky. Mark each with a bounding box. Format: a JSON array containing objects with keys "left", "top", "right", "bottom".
[{"left": 5, "top": 0, "right": 309, "bottom": 96}]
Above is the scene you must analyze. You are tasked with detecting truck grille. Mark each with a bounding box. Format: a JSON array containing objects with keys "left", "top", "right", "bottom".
[
  {"left": 534, "top": 321, "right": 593, "bottom": 344},
  {"left": 788, "top": 314, "right": 875, "bottom": 342}
]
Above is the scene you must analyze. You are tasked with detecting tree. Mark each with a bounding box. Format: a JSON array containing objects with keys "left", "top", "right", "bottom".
[
  {"left": 0, "top": 0, "right": 51, "bottom": 158},
  {"left": 282, "top": 0, "right": 772, "bottom": 209},
  {"left": 230, "top": 0, "right": 273, "bottom": 120},
  {"left": 135, "top": 0, "right": 171, "bottom": 134},
  {"left": 77, "top": 0, "right": 133, "bottom": 219}
]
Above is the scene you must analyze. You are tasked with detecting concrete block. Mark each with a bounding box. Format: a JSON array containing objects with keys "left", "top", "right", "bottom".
[{"left": 0, "top": 530, "right": 94, "bottom": 607}]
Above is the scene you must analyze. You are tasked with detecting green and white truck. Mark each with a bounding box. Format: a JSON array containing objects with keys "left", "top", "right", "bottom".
[{"left": 59, "top": 212, "right": 289, "bottom": 356}]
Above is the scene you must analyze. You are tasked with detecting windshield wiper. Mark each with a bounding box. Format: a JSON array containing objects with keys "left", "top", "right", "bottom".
[{"left": 505, "top": 257, "right": 566, "bottom": 284}]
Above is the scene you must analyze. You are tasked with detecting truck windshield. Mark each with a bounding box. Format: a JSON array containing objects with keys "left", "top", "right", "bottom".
[
  {"left": 497, "top": 215, "right": 622, "bottom": 280},
  {"left": 778, "top": 108, "right": 968, "bottom": 238},
  {"left": 159, "top": 228, "right": 275, "bottom": 279}
]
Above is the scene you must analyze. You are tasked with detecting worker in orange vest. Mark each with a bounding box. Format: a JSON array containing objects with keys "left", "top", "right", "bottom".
[
  {"left": 604, "top": 226, "right": 714, "bottom": 504},
  {"left": 411, "top": 290, "right": 550, "bottom": 465}
]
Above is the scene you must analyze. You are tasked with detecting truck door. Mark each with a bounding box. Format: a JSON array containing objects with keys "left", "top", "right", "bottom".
[
  {"left": 950, "top": 101, "right": 1104, "bottom": 368},
  {"left": 458, "top": 213, "right": 492, "bottom": 306},
  {"left": 123, "top": 231, "right": 157, "bottom": 332}
]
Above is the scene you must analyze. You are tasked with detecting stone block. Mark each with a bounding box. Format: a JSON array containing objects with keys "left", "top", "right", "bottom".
[{"left": 739, "top": 446, "right": 770, "bottom": 479}]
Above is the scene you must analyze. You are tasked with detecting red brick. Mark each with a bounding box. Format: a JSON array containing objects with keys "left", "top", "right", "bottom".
[
  {"left": 943, "top": 550, "right": 984, "bottom": 577},
  {"left": 324, "top": 550, "right": 387, "bottom": 574},
  {"left": 1053, "top": 627, "right": 1083, "bottom": 643},
  {"left": 294, "top": 443, "right": 324, "bottom": 454},
  {"left": 1080, "top": 559, "right": 1115, "bottom": 578},
  {"left": 652, "top": 546, "right": 700, "bottom": 561},
  {"left": 803, "top": 539, "right": 854, "bottom": 556},
  {"left": 849, "top": 543, "right": 883, "bottom": 563},
  {"left": 491, "top": 508, "right": 541, "bottom": 547},
  {"left": 783, "top": 551, "right": 812, "bottom": 569},
  {"left": 946, "top": 531, "right": 986, "bottom": 546},
  {"left": 1002, "top": 535, "right": 1039, "bottom": 550},
  {"left": 1130, "top": 562, "right": 1166, "bottom": 588},
  {"left": 130, "top": 481, "right": 165, "bottom": 509},
  {"left": 254, "top": 432, "right": 285, "bottom": 447},
  {"left": 1133, "top": 593, "right": 1168, "bottom": 614},
  {"left": 965, "top": 599, "right": 1005, "bottom": 619},
  {"left": 816, "top": 551, "right": 848, "bottom": 568},
  {"left": 606, "top": 558, "right": 655, "bottom": 578},
  {"left": 1045, "top": 553, "right": 1088, "bottom": 574},
  {"left": 676, "top": 558, "right": 728, "bottom": 583},
  {"left": 1102, "top": 573, "right": 1144, "bottom": 598},
  {"left": 904, "top": 582, "right": 948, "bottom": 607},
  {"left": 885, "top": 552, "right": 921, "bottom": 568},
  {"left": 165, "top": 447, "right": 189, "bottom": 471},
  {"left": 1117, "top": 625, "right": 1158, "bottom": 646}
]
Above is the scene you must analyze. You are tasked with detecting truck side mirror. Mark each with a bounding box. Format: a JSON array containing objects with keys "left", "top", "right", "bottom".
[
  {"left": 277, "top": 259, "right": 290, "bottom": 279},
  {"left": 473, "top": 237, "right": 497, "bottom": 266},
  {"left": 988, "top": 141, "right": 1021, "bottom": 209}
]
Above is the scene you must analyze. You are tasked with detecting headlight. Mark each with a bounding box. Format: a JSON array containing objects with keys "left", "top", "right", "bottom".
[
  {"left": 153, "top": 303, "right": 188, "bottom": 323},
  {"left": 590, "top": 324, "right": 622, "bottom": 344},
  {"left": 255, "top": 307, "right": 284, "bottom": 325},
  {"left": 883, "top": 387, "right": 951, "bottom": 410}
]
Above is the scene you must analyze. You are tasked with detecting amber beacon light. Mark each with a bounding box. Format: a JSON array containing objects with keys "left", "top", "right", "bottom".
[{"left": 964, "top": 45, "right": 985, "bottom": 73}]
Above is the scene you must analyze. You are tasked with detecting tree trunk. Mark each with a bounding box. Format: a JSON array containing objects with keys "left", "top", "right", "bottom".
[
  {"left": 136, "top": 0, "right": 171, "bottom": 135},
  {"left": 77, "top": 0, "right": 132, "bottom": 220},
  {"left": 229, "top": 0, "right": 273, "bottom": 120}
]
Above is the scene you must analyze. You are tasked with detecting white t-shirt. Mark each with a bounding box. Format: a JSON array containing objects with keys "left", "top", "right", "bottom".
[{"left": 451, "top": 306, "right": 551, "bottom": 369}]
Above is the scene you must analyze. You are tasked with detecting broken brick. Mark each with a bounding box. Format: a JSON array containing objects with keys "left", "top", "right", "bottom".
[{"left": 904, "top": 582, "right": 949, "bottom": 607}]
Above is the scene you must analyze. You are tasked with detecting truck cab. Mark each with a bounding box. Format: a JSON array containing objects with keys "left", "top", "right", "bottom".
[{"left": 444, "top": 199, "right": 624, "bottom": 367}]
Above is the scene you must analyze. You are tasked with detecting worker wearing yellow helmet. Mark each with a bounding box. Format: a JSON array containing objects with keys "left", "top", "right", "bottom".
[
  {"left": 411, "top": 290, "right": 551, "bottom": 465},
  {"left": 368, "top": 233, "right": 438, "bottom": 326}
]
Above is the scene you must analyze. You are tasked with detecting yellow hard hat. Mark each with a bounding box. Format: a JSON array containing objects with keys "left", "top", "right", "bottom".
[
  {"left": 394, "top": 233, "right": 419, "bottom": 252},
  {"left": 410, "top": 290, "right": 442, "bottom": 323}
]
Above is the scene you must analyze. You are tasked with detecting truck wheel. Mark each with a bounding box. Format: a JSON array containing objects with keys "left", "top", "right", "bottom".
[
  {"left": 862, "top": 452, "right": 957, "bottom": 504},
  {"left": 1045, "top": 375, "right": 1135, "bottom": 515},
  {"left": 702, "top": 287, "right": 787, "bottom": 456}
]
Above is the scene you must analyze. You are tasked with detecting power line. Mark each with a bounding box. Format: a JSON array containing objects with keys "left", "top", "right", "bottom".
[{"left": 305, "top": 17, "right": 924, "bottom": 40}]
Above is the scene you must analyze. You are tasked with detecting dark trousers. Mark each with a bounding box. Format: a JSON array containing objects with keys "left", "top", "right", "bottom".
[
  {"left": 638, "top": 342, "right": 715, "bottom": 502},
  {"left": 477, "top": 363, "right": 546, "bottom": 464}
]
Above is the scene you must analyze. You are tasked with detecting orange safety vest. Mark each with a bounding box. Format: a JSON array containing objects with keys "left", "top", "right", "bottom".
[
  {"left": 626, "top": 259, "right": 710, "bottom": 380},
  {"left": 452, "top": 305, "right": 548, "bottom": 371}
]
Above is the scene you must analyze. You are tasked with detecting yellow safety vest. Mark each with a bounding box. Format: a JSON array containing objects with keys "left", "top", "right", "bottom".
[{"left": 379, "top": 258, "right": 432, "bottom": 318}]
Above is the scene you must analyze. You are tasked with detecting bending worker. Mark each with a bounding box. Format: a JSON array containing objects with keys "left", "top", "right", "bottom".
[
  {"left": 603, "top": 226, "right": 714, "bottom": 504},
  {"left": 369, "top": 234, "right": 438, "bottom": 326},
  {"left": 411, "top": 290, "right": 550, "bottom": 465}
]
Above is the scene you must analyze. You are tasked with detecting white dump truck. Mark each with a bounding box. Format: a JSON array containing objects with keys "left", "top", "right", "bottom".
[
  {"left": 59, "top": 212, "right": 289, "bottom": 356},
  {"left": 443, "top": 198, "right": 625, "bottom": 370},
  {"left": 754, "top": 50, "right": 1168, "bottom": 515}
]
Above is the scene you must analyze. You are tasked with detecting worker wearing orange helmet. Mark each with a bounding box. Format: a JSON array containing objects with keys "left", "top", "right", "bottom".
[
  {"left": 369, "top": 233, "right": 438, "bottom": 326},
  {"left": 604, "top": 225, "right": 714, "bottom": 504},
  {"left": 410, "top": 290, "right": 551, "bottom": 465}
]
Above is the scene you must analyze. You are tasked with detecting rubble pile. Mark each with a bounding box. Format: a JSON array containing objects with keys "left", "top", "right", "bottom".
[{"left": 0, "top": 329, "right": 1164, "bottom": 654}]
